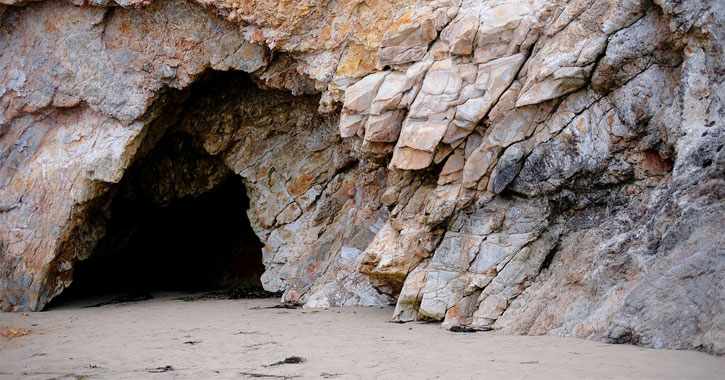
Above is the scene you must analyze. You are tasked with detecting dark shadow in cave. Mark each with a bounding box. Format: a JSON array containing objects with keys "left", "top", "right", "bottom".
[
  {"left": 73, "top": 175, "right": 264, "bottom": 295},
  {"left": 48, "top": 72, "right": 268, "bottom": 308}
]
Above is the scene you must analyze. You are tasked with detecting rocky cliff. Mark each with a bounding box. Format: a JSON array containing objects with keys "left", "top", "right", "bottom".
[{"left": 1, "top": 0, "right": 723, "bottom": 354}]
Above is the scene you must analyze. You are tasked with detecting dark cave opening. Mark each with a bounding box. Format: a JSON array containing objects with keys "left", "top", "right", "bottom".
[
  {"left": 50, "top": 124, "right": 265, "bottom": 307},
  {"left": 45, "top": 69, "right": 304, "bottom": 308},
  {"left": 72, "top": 173, "right": 263, "bottom": 295}
]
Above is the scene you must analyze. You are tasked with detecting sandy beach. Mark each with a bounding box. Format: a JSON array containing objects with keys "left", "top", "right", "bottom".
[{"left": 0, "top": 293, "right": 723, "bottom": 379}]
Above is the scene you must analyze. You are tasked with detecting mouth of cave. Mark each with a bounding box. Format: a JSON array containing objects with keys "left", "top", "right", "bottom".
[{"left": 51, "top": 124, "right": 265, "bottom": 306}]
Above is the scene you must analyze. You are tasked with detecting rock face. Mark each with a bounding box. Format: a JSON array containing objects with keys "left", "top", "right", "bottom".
[{"left": 1, "top": 0, "right": 723, "bottom": 354}]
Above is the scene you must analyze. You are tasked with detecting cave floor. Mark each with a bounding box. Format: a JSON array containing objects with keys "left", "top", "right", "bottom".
[{"left": 0, "top": 294, "right": 723, "bottom": 379}]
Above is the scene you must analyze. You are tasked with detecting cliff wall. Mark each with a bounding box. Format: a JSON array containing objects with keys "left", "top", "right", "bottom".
[{"left": 1, "top": 0, "right": 723, "bottom": 354}]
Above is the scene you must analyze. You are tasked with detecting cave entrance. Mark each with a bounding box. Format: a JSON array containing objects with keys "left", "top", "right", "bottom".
[{"left": 51, "top": 122, "right": 265, "bottom": 306}]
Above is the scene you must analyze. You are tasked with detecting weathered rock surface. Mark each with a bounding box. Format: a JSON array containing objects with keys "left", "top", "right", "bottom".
[{"left": 1, "top": 0, "right": 723, "bottom": 354}]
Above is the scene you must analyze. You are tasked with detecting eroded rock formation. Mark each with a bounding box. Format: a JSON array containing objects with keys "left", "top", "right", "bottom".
[{"left": 1, "top": 0, "right": 723, "bottom": 354}]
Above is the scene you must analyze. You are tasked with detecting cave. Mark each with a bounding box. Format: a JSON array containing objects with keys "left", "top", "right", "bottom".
[{"left": 49, "top": 73, "right": 267, "bottom": 306}]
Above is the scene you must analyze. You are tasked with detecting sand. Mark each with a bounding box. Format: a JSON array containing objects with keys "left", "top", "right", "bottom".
[{"left": 0, "top": 293, "right": 723, "bottom": 379}]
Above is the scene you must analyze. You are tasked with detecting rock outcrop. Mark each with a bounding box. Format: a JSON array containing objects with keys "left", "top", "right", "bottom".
[{"left": 1, "top": 0, "right": 723, "bottom": 354}]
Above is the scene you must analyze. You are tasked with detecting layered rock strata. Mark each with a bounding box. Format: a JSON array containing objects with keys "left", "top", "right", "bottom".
[{"left": 1, "top": 0, "right": 723, "bottom": 354}]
